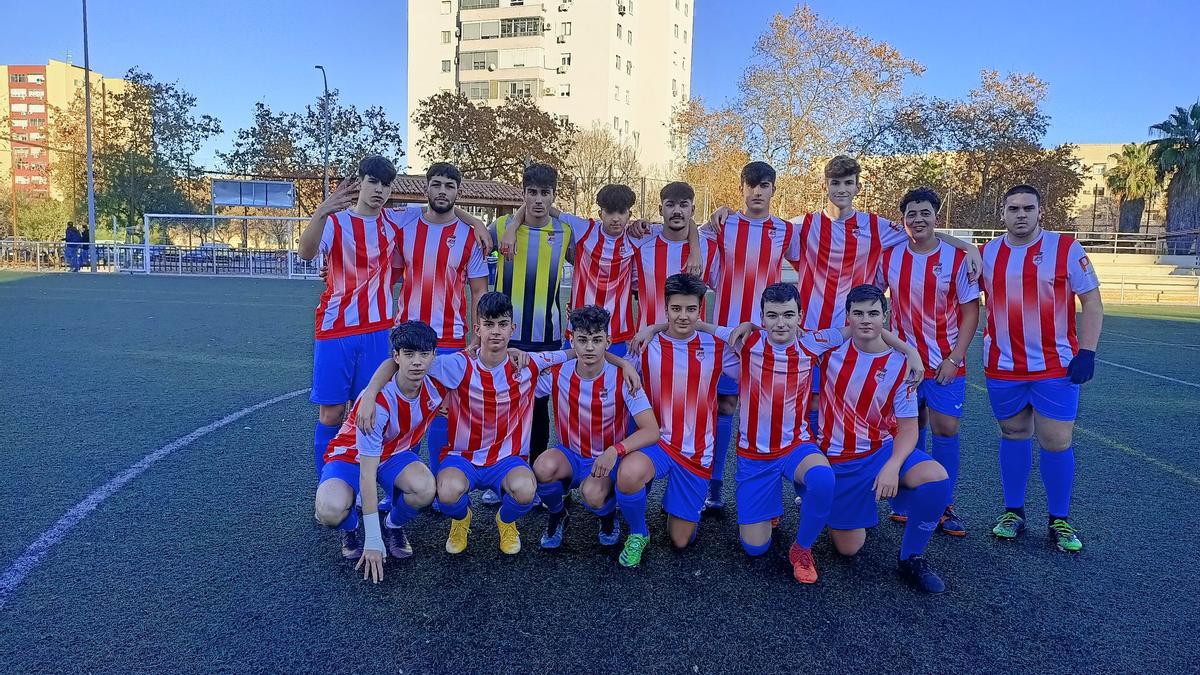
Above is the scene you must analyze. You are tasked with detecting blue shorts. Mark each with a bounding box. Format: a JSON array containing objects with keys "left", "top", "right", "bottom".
[
  {"left": 986, "top": 376, "right": 1079, "bottom": 422},
  {"left": 735, "top": 443, "right": 823, "bottom": 525},
  {"left": 439, "top": 454, "right": 532, "bottom": 493},
  {"left": 552, "top": 445, "right": 621, "bottom": 514},
  {"left": 717, "top": 373, "right": 739, "bottom": 396},
  {"left": 829, "top": 443, "right": 935, "bottom": 530},
  {"left": 919, "top": 375, "right": 966, "bottom": 418},
  {"left": 318, "top": 451, "right": 422, "bottom": 504},
  {"left": 310, "top": 328, "right": 392, "bottom": 405},
  {"left": 811, "top": 366, "right": 821, "bottom": 394},
  {"left": 637, "top": 443, "right": 708, "bottom": 523},
  {"left": 563, "top": 339, "right": 628, "bottom": 358}
]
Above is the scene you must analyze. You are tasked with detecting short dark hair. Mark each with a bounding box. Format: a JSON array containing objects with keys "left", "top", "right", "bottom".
[
  {"left": 390, "top": 321, "right": 438, "bottom": 353},
  {"left": 426, "top": 162, "right": 462, "bottom": 185},
  {"left": 570, "top": 305, "right": 611, "bottom": 335},
  {"left": 476, "top": 291, "right": 514, "bottom": 321},
  {"left": 1003, "top": 184, "right": 1042, "bottom": 205},
  {"left": 760, "top": 282, "right": 801, "bottom": 313},
  {"left": 659, "top": 181, "right": 695, "bottom": 202},
  {"left": 596, "top": 184, "right": 636, "bottom": 213},
  {"left": 899, "top": 186, "right": 942, "bottom": 215},
  {"left": 845, "top": 284, "right": 888, "bottom": 313},
  {"left": 824, "top": 155, "right": 861, "bottom": 180},
  {"left": 358, "top": 155, "right": 398, "bottom": 185},
  {"left": 663, "top": 273, "right": 707, "bottom": 304},
  {"left": 522, "top": 163, "right": 558, "bottom": 191},
  {"left": 740, "top": 161, "right": 776, "bottom": 187}
]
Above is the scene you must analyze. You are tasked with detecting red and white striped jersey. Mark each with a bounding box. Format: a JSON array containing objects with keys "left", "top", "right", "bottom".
[
  {"left": 393, "top": 214, "right": 490, "bottom": 348},
  {"left": 819, "top": 341, "right": 918, "bottom": 463},
  {"left": 980, "top": 230, "right": 1100, "bottom": 380},
  {"left": 636, "top": 331, "right": 725, "bottom": 478},
  {"left": 705, "top": 213, "right": 800, "bottom": 326},
  {"left": 536, "top": 360, "right": 653, "bottom": 459},
  {"left": 793, "top": 210, "right": 909, "bottom": 330},
  {"left": 323, "top": 377, "right": 447, "bottom": 465},
  {"left": 314, "top": 208, "right": 411, "bottom": 340},
  {"left": 715, "top": 326, "right": 845, "bottom": 459},
  {"left": 561, "top": 213, "right": 639, "bottom": 343},
  {"left": 631, "top": 233, "right": 720, "bottom": 328},
  {"left": 433, "top": 350, "right": 569, "bottom": 466},
  {"left": 878, "top": 241, "right": 980, "bottom": 378}
]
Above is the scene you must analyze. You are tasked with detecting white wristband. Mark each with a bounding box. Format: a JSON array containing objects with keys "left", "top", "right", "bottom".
[{"left": 363, "top": 512, "right": 385, "bottom": 556}]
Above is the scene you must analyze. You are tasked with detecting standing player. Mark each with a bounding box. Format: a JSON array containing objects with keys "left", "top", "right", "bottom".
[
  {"left": 614, "top": 273, "right": 725, "bottom": 568},
  {"left": 981, "top": 185, "right": 1102, "bottom": 552},
  {"left": 822, "top": 285, "right": 953, "bottom": 593},
  {"left": 878, "top": 187, "right": 980, "bottom": 535},
  {"left": 533, "top": 305, "right": 660, "bottom": 549},
  {"left": 700, "top": 161, "right": 801, "bottom": 512},
  {"left": 632, "top": 182, "right": 720, "bottom": 331},
  {"left": 392, "top": 162, "right": 491, "bottom": 477},
  {"left": 313, "top": 322, "right": 443, "bottom": 583}
]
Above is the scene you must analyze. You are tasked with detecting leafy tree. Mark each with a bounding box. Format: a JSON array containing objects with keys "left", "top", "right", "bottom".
[
  {"left": 1149, "top": 102, "right": 1200, "bottom": 235},
  {"left": 1105, "top": 143, "right": 1160, "bottom": 233}
]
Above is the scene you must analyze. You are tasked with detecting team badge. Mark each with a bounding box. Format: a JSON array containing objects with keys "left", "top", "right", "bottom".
[
  {"left": 874, "top": 368, "right": 887, "bottom": 382},
  {"left": 695, "top": 347, "right": 705, "bottom": 362},
  {"left": 598, "top": 386, "right": 610, "bottom": 399},
  {"left": 1032, "top": 252, "right": 1044, "bottom": 265},
  {"left": 887, "top": 219, "right": 904, "bottom": 233},
  {"left": 932, "top": 262, "right": 943, "bottom": 276},
  {"left": 546, "top": 233, "right": 556, "bottom": 243},
  {"left": 425, "top": 398, "right": 439, "bottom": 411},
  {"left": 445, "top": 235, "right": 457, "bottom": 248},
  {"left": 1079, "top": 256, "right": 1091, "bottom": 273}
]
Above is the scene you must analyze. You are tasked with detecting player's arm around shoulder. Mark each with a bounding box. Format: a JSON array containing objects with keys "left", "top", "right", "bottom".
[{"left": 355, "top": 362, "right": 399, "bottom": 431}]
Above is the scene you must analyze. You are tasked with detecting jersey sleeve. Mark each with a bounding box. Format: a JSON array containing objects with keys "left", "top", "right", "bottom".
[
  {"left": 465, "top": 236, "right": 489, "bottom": 280},
  {"left": 878, "top": 215, "right": 910, "bottom": 250},
  {"left": 535, "top": 368, "right": 555, "bottom": 398},
  {"left": 954, "top": 255, "right": 981, "bottom": 304},
  {"left": 427, "top": 352, "right": 468, "bottom": 390},
  {"left": 892, "top": 379, "right": 918, "bottom": 419},
  {"left": 386, "top": 205, "right": 422, "bottom": 230},
  {"left": 622, "top": 385, "right": 653, "bottom": 418},
  {"left": 318, "top": 216, "right": 335, "bottom": 256},
  {"left": 354, "top": 395, "right": 392, "bottom": 458},
  {"left": 784, "top": 221, "right": 803, "bottom": 264},
  {"left": 799, "top": 328, "right": 846, "bottom": 357},
  {"left": 559, "top": 212, "right": 592, "bottom": 240},
  {"left": 1065, "top": 240, "right": 1100, "bottom": 295},
  {"left": 530, "top": 349, "right": 570, "bottom": 373},
  {"left": 704, "top": 243, "right": 722, "bottom": 289}
]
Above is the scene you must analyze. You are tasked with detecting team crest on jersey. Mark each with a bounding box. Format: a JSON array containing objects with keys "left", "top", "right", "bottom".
[
  {"left": 874, "top": 368, "right": 887, "bottom": 382},
  {"left": 1032, "top": 251, "right": 1044, "bottom": 265},
  {"left": 445, "top": 235, "right": 457, "bottom": 248},
  {"left": 1079, "top": 256, "right": 1091, "bottom": 273},
  {"left": 546, "top": 233, "right": 556, "bottom": 244},
  {"left": 932, "top": 262, "right": 944, "bottom": 276},
  {"left": 598, "top": 386, "right": 610, "bottom": 399},
  {"left": 695, "top": 347, "right": 705, "bottom": 361},
  {"left": 425, "top": 398, "right": 439, "bottom": 411}
]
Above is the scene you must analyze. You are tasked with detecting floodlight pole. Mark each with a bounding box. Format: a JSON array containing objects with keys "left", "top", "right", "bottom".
[
  {"left": 315, "top": 65, "right": 331, "bottom": 200},
  {"left": 83, "top": 0, "right": 98, "bottom": 272}
]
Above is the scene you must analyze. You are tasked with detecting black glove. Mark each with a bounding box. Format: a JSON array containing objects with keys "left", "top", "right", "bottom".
[{"left": 1066, "top": 349, "right": 1095, "bottom": 384}]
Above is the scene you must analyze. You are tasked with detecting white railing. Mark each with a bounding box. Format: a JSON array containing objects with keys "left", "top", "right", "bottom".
[{"left": 945, "top": 227, "right": 1199, "bottom": 256}]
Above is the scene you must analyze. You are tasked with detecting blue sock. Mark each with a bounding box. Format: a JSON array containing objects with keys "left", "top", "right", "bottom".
[
  {"left": 807, "top": 409, "right": 820, "bottom": 439},
  {"left": 740, "top": 537, "right": 769, "bottom": 557},
  {"left": 336, "top": 506, "right": 359, "bottom": 532},
  {"left": 617, "top": 488, "right": 649, "bottom": 536},
  {"left": 313, "top": 422, "right": 339, "bottom": 481},
  {"left": 386, "top": 499, "right": 419, "bottom": 527},
  {"left": 899, "top": 478, "right": 951, "bottom": 560},
  {"left": 426, "top": 416, "right": 448, "bottom": 476},
  {"left": 498, "top": 492, "right": 534, "bottom": 524},
  {"left": 593, "top": 496, "right": 616, "bottom": 517},
  {"left": 711, "top": 414, "right": 733, "bottom": 484},
  {"left": 795, "top": 464, "right": 834, "bottom": 549},
  {"left": 1040, "top": 447, "right": 1075, "bottom": 519},
  {"left": 536, "top": 480, "right": 566, "bottom": 514},
  {"left": 999, "top": 437, "right": 1033, "bottom": 509},
  {"left": 916, "top": 426, "right": 928, "bottom": 453},
  {"left": 931, "top": 434, "right": 961, "bottom": 499},
  {"left": 437, "top": 493, "right": 470, "bottom": 520}
]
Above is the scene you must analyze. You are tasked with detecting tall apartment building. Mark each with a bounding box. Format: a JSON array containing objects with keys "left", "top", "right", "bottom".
[
  {"left": 1, "top": 59, "right": 125, "bottom": 201},
  {"left": 406, "top": 0, "right": 694, "bottom": 177}
]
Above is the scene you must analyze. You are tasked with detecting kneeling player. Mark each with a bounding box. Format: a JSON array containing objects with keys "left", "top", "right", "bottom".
[
  {"left": 822, "top": 285, "right": 953, "bottom": 593},
  {"left": 313, "top": 321, "right": 443, "bottom": 583},
  {"left": 534, "top": 305, "right": 660, "bottom": 549},
  {"left": 615, "top": 274, "right": 725, "bottom": 568}
]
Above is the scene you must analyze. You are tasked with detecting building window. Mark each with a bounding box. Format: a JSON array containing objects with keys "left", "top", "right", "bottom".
[
  {"left": 28, "top": 103, "right": 44, "bottom": 114},
  {"left": 11, "top": 103, "right": 28, "bottom": 113},
  {"left": 29, "top": 74, "right": 44, "bottom": 84},
  {"left": 461, "top": 81, "right": 492, "bottom": 100},
  {"left": 613, "top": 116, "right": 619, "bottom": 131},
  {"left": 683, "top": 29, "right": 688, "bottom": 43},
  {"left": 462, "top": 0, "right": 500, "bottom": 7},
  {"left": 1092, "top": 163, "right": 1108, "bottom": 176},
  {"left": 10, "top": 74, "right": 27, "bottom": 83},
  {"left": 10, "top": 88, "right": 26, "bottom": 98},
  {"left": 504, "top": 79, "right": 536, "bottom": 97},
  {"left": 681, "top": 84, "right": 687, "bottom": 99},
  {"left": 500, "top": 17, "right": 542, "bottom": 38},
  {"left": 626, "top": 60, "right": 632, "bottom": 75},
  {"left": 615, "top": 55, "right": 622, "bottom": 70},
  {"left": 674, "top": 24, "right": 679, "bottom": 38},
  {"left": 673, "top": 79, "right": 678, "bottom": 97},
  {"left": 561, "top": 52, "right": 572, "bottom": 66},
  {"left": 442, "top": 60, "right": 452, "bottom": 72},
  {"left": 633, "top": 131, "right": 640, "bottom": 146},
  {"left": 626, "top": 91, "right": 631, "bottom": 104},
  {"left": 682, "top": 57, "right": 687, "bottom": 69},
  {"left": 442, "top": 30, "right": 452, "bottom": 43},
  {"left": 12, "top": 119, "right": 28, "bottom": 128},
  {"left": 510, "top": 0, "right": 524, "bottom": 5},
  {"left": 462, "top": 50, "right": 499, "bottom": 70},
  {"left": 627, "top": 30, "right": 632, "bottom": 45},
  {"left": 624, "top": 120, "right": 630, "bottom": 135},
  {"left": 559, "top": 83, "right": 571, "bottom": 97},
  {"left": 501, "top": 48, "right": 539, "bottom": 68},
  {"left": 684, "top": 3, "right": 689, "bottom": 16},
  {"left": 614, "top": 85, "right": 620, "bottom": 100},
  {"left": 628, "top": 0, "right": 634, "bottom": 14},
  {"left": 561, "top": 22, "right": 572, "bottom": 35},
  {"left": 441, "top": 1, "right": 451, "bottom": 15},
  {"left": 617, "top": 24, "right": 622, "bottom": 38},
  {"left": 30, "top": 118, "right": 46, "bottom": 128}
]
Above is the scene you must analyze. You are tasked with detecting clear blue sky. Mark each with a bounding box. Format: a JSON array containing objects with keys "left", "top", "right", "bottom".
[{"left": 5, "top": 0, "right": 1198, "bottom": 170}]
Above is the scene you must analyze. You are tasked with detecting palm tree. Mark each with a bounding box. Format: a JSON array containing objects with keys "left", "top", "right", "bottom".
[
  {"left": 1149, "top": 103, "right": 1200, "bottom": 240},
  {"left": 1105, "top": 143, "right": 1159, "bottom": 233}
]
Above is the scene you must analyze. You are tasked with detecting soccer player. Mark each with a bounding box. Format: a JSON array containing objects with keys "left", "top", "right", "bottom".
[
  {"left": 313, "top": 321, "right": 443, "bottom": 583},
  {"left": 822, "top": 285, "right": 953, "bottom": 593},
  {"left": 614, "top": 273, "right": 725, "bottom": 568},
  {"left": 878, "top": 187, "right": 980, "bottom": 535},
  {"left": 981, "top": 184, "right": 1102, "bottom": 552},
  {"left": 300, "top": 156, "right": 404, "bottom": 482},
  {"left": 632, "top": 181, "right": 720, "bottom": 331},
  {"left": 392, "top": 162, "right": 491, "bottom": 477},
  {"left": 700, "top": 161, "right": 801, "bottom": 512},
  {"left": 533, "top": 305, "right": 660, "bottom": 549}
]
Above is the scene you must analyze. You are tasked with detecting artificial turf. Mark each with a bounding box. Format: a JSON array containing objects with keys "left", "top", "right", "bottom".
[{"left": 0, "top": 271, "right": 1197, "bottom": 673}]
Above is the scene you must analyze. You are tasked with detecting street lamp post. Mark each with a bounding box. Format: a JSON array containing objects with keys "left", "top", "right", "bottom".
[
  {"left": 83, "top": 0, "right": 97, "bottom": 271},
  {"left": 315, "top": 65, "right": 331, "bottom": 200}
]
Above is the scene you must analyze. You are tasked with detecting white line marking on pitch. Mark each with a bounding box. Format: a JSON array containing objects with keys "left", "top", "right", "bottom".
[
  {"left": 0, "top": 388, "right": 310, "bottom": 610},
  {"left": 1097, "top": 359, "right": 1200, "bottom": 390}
]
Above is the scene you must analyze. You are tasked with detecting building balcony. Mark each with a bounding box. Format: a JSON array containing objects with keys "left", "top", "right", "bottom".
[{"left": 460, "top": 2, "right": 549, "bottom": 21}]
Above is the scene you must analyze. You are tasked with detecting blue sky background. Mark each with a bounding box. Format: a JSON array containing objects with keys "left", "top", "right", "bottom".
[{"left": 4, "top": 0, "right": 1198, "bottom": 169}]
